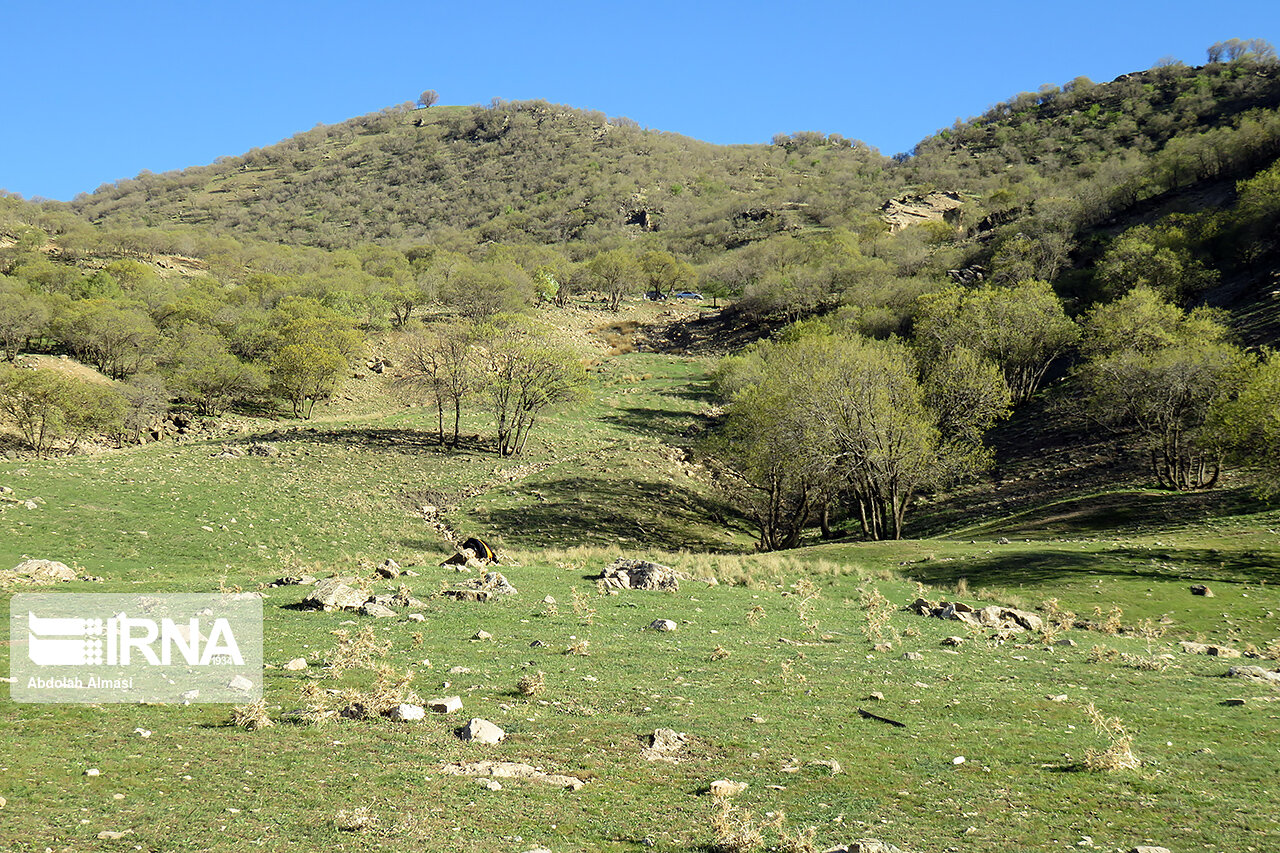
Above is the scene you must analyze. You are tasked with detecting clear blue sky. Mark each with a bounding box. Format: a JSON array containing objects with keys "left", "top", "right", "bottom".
[{"left": 3, "top": 0, "right": 1276, "bottom": 201}]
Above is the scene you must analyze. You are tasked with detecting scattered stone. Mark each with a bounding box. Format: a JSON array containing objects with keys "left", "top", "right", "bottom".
[
  {"left": 901, "top": 652, "right": 924, "bottom": 661},
  {"left": 1208, "top": 646, "right": 1241, "bottom": 659},
  {"left": 543, "top": 596, "right": 556, "bottom": 604},
  {"left": 808, "top": 759, "right": 842, "bottom": 775},
  {"left": 1222, "top": 698, "right": 1247, "bottom": 707},
  {"left": 283, "top": 658, "right": 307, "bottom": 671},
  {"left": 472, "top": 630, "right": 493, "bottom": 641},
  {"left": 84, "top": 768, "right": 101, "bottom": 776},
  {"left": 456, "top": 718, "right": 505, "bottom": 744},
  {"left": 822, "top": 840, "right": 909, "bottom": 853},
  {"left": 96, "top": 830, "right": 133, "bottom": 840},
  {"left": 941, "top": 636, "right": 965, "bottom": 647},
  {"left": 873, "top": 642, "right": 894, "bottom": 653},
  {"left": 132, "top": 728, "right": 151, "bottom": 738},
  {"left": 1048, "top": 694, "right": 1069, "bottom": 702},
  {"left": 997, "top": 537, "right": 1011, "bottom": 545},
  {"left": 388, "top": 704, "right": 426, "bottom": 722},
  {"left": 908, "top": 596, "right": 1042, "bottom": 632},
  {"left": 1129, "top": 847, "right": 1173, "bottom": 853},
  {"left": 952, "top": 756, "right": 966, "bottom": 765},
  {"left": 1056, "top": 638, "right": 1078, "bottom": 647},
  {"left": 228, "top": 674, "right": 254, "bottom": 692},
  {"left": 868, "top": 692, "right": 885, "bottom": 702},
  {"left": 302, "top": 577, "right": 369, "bottom": 611},
  {"left": 642, "top": 728, "right": 689, "bottom": 762},
  {"left": 442, "top": 571, "right": 518, "bottom": 602},
  {"left": 10, "top": 559, "right": 77, "bottom": 584},
  {"left": 648, "top": 619, "right": 677, "bottom": 632},
  {"left": 376, "top": 560, "right": 401, "bottom": 579},
  {"left": 709, "top": 779, "right": 748, "bottom": 798},
  {"left": 406, "top": 613, "right": 426, "bottom": 623},
  {"left": 600, "top": 558, "right": 683, "bottom": 591},
  {"left": 360, "top": 602, "right": 397, "bottom": 618},
  {"left": 1227, "top": 665, "right": 1280, "bottom": 687},
  {"left": 429, "top": 696, "right": 463, "bottom": 714},
  {"left": 440, "top": 760, "right": 586, "bottom": 791},
  {"left": 449, "top": 666, "right": 471, "bottom": 674},
  {"left": 480, "top": 779, "right": 502, "bottom": 791},
  {"left": 268, "top": 575, "right": 317, "bottom": 588},
  {"left": 246, "top": 442, "right": 279, "bottom": 457},
  {"left": 1190, "top": 584, "right": 1214, "bottom": 597}
]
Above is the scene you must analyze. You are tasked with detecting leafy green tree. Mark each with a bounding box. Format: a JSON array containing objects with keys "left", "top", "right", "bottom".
[
  {"left": 264, "top": 298, "right": 364, "bottom": 418},
  {"left": 476, "top": 317, "right": 587, "bottom": 456},
  {"left": 638, "top": 250, "right": 696, "bottom": 299},
  {"left": 1095, "top": 224, "right": 1219, "bottom": 302},
  {"left": 914, "top": 280, "right": 1078, "bottom": 404},
  {"left": 158, "top": 325, "right": 267, "bottom": 415},
  {"left": 1076, "top": 287, "right": 1250, "bottom": 490},
  {"left": 1207, "top": 351, "right": 1280, "bottom": 496},
  {"left": 586, "top": 249, "right": 640, "bottom": 311},
  {"left": 0, "top": 366, "right": 125, "bottom": 457},
  {"left": 56, "top": 299, "right": 158, "bottom": 379},
  {"left": 0, "top": 279, "right": 50, "bottom": 361}
]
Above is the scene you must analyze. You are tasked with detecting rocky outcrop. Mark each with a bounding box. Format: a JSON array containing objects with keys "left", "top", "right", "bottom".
[
  {"left": 600, "top": 558, "right": 683, "bottom": 591},
  {"left": 880, "top": 191, "right": 964, "bottom": 232}
]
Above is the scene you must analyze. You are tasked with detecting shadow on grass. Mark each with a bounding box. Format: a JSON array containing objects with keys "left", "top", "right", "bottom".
[
  {"left": 482, "top": 475, "right": 735, "bottom": 552},
  {"left": 231, "top": 427, "right": 493, "bottom": 456},
  {"left": 901, "top": 544, "right": 1280, "bottom": 588},
  {"left": 601, "top": 404, "right": 712, "bottom": 440}
]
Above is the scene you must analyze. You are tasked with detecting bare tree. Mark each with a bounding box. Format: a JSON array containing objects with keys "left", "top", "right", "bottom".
[{"left": 416, "top": 89, "right": 439, "bottom": 109}]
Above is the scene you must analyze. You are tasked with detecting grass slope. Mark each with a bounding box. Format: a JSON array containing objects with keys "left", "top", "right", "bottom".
[{"left": 1, "top": 344, "right": 1279, "bottom": 852}]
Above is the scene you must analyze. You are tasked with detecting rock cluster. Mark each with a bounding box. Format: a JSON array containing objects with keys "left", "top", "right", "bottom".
[
  {"left": 600, "top": 558, "right": 683, "bottom": 591},
  {"left": 298, "top": 576, "right": 423, "bottom": 616},
  {"left": 439, "top": 760, "right": 586, "bottom": 791},
  {"left": 906, "top": 597, "right": 1043, "bottom": 632},
  {"left": 8, "top": 559, "right": 78, "bottom": 584},
  {"left": 442, "top": 571, "right": 519, "bottom": 602}
]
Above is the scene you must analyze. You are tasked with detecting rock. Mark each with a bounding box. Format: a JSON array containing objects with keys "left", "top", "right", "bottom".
[
  {"left": 303, "top": 577, "right": 368, "bottom": 611},
  {"left": 1048, "top": 694, "right": 1069, "bottom": 702},
  {"left": 228, "top": 674, "right": 254, "bottom": 692},
  {"left": 361, "top": 602, "right": 397, "bottom": 618},
  {"left": 1227, "top": 665, "right": 1280, "bottom": 687},
  {"left": 442, "top": 571, "right": 518, "bottom": 602},
  {"left": 480, "top": 779, "right": 502, "bottom": 790},
  {"left": 429, "top": 696, "right": 463, "bottom": 713},
  {"left": 941, "top": 636, "right": 965, "bottom": 647},
  {"left": 1222, "top": 698, "right": 1247, "bottom": 706},
  {"left": 709, "top": 779, "right": 748, "bottom": 798},
  {"left": 901, "top": 652, "right": 924, "bottom": 661},
  {"left": 1129, "top": 847, "right": 1173, "bottom": 853},
  {"left": 648, "top": 619, "right": 677, "bottom": 632},
  {"left": 1190, "top": 584, "right": 1214, "bottom": 597},
  {"left": 952, "top": 755, "right": 966, "bottom": 765},
  {"left": 246, "top": 442, "right": 279, "bottom": 457},
  {"left": 96, "top": 830, "right": 133, "bottom": 840},
  {"left": 456, "top": 718, "right": 504, "bottom": 744},
  {"left": 997, "top": 537, "right": 1011, "bottom": 545},
  {"left": 271, "top": 575, "right": 317, "bottom": 587},
  {"left": 868, "top": 692, "right": 885, "bottom": 701},
  {"left": 823, "top": 840, "right": 908, "bottom": 853},
  {"left": 283, "top": 658, "right": 307, "bottom": 671},
  {"left": 406, "top": 613, "right": 426, "bottom": 623},
  {"left": 472, "top": 630, "right": 493, "bottom": 641},
  {"left": 1207, "top": 646, "right": 1241, "bottom": 659},
  {"left": 11, "top": 559, "right": 77, "bottom": 584},
  {"left": 1056, "top": 638, "right": 1078, "bottom": 647},
  {"left": 642, "top": 728, "right": 688, "bottom": 762},
  {"left": 543, "top": 596, "right": 556, "bottom": 604},
  {"left": 880, "top": 189, "right": 964, "bottom": 233},
  {"left": 1180, "top": 640, "right": 1210, "bottom": 655},
  {"left": 84, "top": 768, "right": 101, "bottom": 776},
  {"left": 388, "top": 703, "right": 426, "bottom": 722},
  {"left": 440, "top": 759, "right": 586, "bottom": 791},
  {"left": 600, "top": 558, "right": 683, "bottom": 591},
  {"left": 376, "top": 561, "right": 401, "bottom": 579}
]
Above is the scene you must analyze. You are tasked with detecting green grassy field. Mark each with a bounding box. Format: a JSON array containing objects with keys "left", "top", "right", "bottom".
[{"left": 1, "top": 347, "right": 1278, "bottom": 853}]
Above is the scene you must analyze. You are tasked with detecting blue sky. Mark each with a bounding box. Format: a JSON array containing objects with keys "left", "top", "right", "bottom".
[{"left": 3, "top": 0, "right": 1277, "bottom": 201}]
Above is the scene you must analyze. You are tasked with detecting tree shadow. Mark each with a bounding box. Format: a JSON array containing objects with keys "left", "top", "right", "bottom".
[
  {"left": 902, "top": 543, "right": 1280, "bottom": 588},
  {"left": 228, "top": 426, "right": 493, "bottom": 457},
  {"left": 482, "top": 475, "right": 737, "bottom": 552},
  {"left": 600, "top": 405, "right": 712, "bottom": 441}
]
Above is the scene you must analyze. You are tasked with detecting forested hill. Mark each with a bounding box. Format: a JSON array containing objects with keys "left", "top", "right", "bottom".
[{"left": 66, "top": 101, "right": 892, "bottom": 256}]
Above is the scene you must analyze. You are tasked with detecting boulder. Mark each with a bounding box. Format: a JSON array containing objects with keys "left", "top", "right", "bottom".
[
  {"left": 823, "top": 840, "right": 909, "bottom": 853},
  {"left": 388, "top": 704, "right": 426, "bottom": 722},
  {"left": 648, "top": 619, "right": 677, "bottom": 632},
  {"left": 246, "top": 442, "right": 279, "bottom": 457},
  {"left": 360, "top": 602, "right": 397, "bottom": 618},
  {"left": 442, "top": 571, "right": 518, "bottom": 602},
  {"left": 10, "top": 559, "right": 77, "bottom": 584},
  {"left": 709, "top": 779, "right": 748, "bottom": 798},
  {"left": 1227, "top": 665, "right": 1280, "bottom": 688},
  {"left": 439, "top": 760, "right": 586, "bottom": 791},
  {"left": 456, "top": 718, "right": 505, "bottom": 744},
  {"left": 302, "top": 577, "right": 368, "bottom": 611},
  {"left": 1190, "top": 584, "right": 1214, "bottom": 597},
  {"left": 600, "top": 558, "right": 682, "bottom": 591},
  {"left": 641, "top": 727, "right": 688, "bottom": 762},
  {"left": 430, "top": 696, "right": 463, "bottom": 714},
  {"left": 283, "top": 658, "right": 308, "bottom": 671}
]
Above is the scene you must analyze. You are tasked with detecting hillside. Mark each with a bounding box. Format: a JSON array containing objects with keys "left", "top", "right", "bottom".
[{"left": 67, "top": 101, "right": 892, "bottom": 257}]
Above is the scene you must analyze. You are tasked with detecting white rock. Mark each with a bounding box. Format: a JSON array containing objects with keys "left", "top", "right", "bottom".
[
  {"left": 84, "top": 768, "right": 100, "bottom": 777},
  {"left": 648, "top": 619, "right": 677, "bottom": 632},
  {"left": 457, "top": 718, "right": 505, "bottom": 744},
  {"left": 429, "top": 696, "right": 463, "bottom": 714},
  {"left": 389, "top": 704, "right": 426, "bottom": 722},
  {"left": 283, "top": 658, "right": 307, "bottom": 671},
  {"left": 952, "top": 756, "right": 966, "bottom": 765},
  {"left": 132, "top": 728, "right": 152, "bottom": 738},
  {"left": 709, "top": 779, "right": 748, "bottom": 798},
  {"left": 472, "top": 630, "right": 493, "bottom": 641},
  {"left": 406, "top": 613, "right": 426, "bottom": 622},
  {"left": 543, "top": 596, "right": 556, "bottom": 604},
  {"left": 228, "top": 674, "right": 254, "bottom": 692}
]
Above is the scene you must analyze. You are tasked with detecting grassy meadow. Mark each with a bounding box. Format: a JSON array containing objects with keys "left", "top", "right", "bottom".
[{"left": 1, "top": 340, "right": 1279, "bottom": 853}]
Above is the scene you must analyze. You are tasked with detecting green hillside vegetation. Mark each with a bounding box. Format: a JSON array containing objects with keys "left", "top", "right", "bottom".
[{"left": 1, "top": 41, "right": 1280, "bottom": 852}]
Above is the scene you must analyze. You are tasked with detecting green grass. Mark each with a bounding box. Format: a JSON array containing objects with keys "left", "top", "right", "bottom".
[{"left": 1, "top": 349, "right": 1279, "bottom": 852}]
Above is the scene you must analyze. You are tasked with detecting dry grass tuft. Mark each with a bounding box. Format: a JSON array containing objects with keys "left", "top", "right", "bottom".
[
  {"left": 326, "top": 626, "right": 391, "bottom": 677},
  {"left": 517, "top": 670, "right": 547, "bottom": 698},
  {"left": 335, "top": 806, "right": 381, "bottom": 833},
  {"left": 565, "top": 639, "right": 590, "bottom": 656},
  {"left": 1083, "top": 702, "right": 1140, "bottom": 772},
  {"left": 746, "top": 605, "right": 765, "bottom": 627},
  {"left": 230, "top": 699, "right": 273, "bottom": 730},
  {"left": 709, "top": 645, "right": 731, "bottom": 661},
  {"left": 858, "top": 584, "right": 896, "bottom": 645}
]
